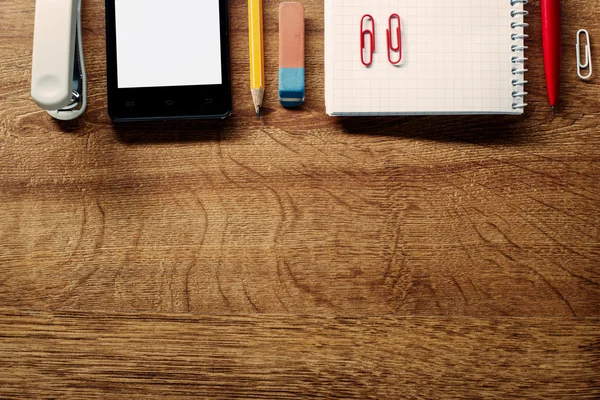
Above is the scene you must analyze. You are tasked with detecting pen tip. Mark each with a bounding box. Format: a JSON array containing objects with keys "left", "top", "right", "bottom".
[{"left": 552, "top": 105, "right": 556, "bottom": 114}]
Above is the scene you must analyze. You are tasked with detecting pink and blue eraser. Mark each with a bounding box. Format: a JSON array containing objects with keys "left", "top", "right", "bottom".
[{"left": 279, "top": 2, "right": 305, "bottom": 108}]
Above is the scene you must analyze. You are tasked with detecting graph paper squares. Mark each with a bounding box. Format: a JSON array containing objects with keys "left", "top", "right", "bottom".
[{"left": 325, "top": 0, "right": 526, "bottom": 116}]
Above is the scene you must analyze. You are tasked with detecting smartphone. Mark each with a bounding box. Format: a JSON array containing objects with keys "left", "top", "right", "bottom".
[{"left": 105, "top": 0, "right": 232, "bottom": 122}]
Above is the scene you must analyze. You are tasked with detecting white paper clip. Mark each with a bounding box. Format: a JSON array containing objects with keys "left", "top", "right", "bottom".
[
  {"left": 576, "top": 29, "right": 592, "bottom": 81},
  {"left": 31, "top": 0, "right": 87, "bottom": 120}
]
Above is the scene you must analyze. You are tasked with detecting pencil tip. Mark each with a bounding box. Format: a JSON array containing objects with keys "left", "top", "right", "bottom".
[{"left": 257, "top": 108, "right": 261, "bottom": 119}]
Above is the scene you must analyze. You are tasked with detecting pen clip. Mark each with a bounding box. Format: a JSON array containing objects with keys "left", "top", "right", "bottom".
[
  {"left": 360, "top": 15, "right": 375, "bottom": 67},
  {"left": 31, "top": 0, "right": 87, "bottom": 120},
  {"left": 576, "top": 29, "right": 592, "bottom": 80}
]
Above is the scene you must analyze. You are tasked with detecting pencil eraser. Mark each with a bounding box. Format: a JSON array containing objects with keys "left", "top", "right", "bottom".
[{"left": 279, "top": 2, "right": 305, "bottom": 108}]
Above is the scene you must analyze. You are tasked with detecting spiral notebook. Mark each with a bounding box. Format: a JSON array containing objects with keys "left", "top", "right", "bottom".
[{"left": 325, "top": 0, "right": 528, "bottom": 116}]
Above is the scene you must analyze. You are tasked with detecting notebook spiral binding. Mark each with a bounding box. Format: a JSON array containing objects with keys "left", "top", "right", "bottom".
[{"left": 510, "top": 0, "right": 529, "bottom": 110}]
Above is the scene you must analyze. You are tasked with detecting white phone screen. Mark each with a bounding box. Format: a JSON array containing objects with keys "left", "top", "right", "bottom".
[{"left": 115, "top": 0, "right": 222, "bottom": 89}]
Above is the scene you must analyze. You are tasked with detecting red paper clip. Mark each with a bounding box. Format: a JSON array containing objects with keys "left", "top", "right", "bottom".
[
  {"left": 360, "top": 14, "right": 375, "bottom": 66},
  {"left": 387, "top": 14, "right": 402, "bottom": 65}
]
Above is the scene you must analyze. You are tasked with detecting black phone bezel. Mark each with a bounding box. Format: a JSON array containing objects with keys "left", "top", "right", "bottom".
[{"left": 105, "top": 0, "right": 232, "bottom": 122}]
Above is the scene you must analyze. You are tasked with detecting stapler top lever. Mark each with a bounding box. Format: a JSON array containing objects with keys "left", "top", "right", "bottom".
[{"left": 31, "top": 0, "right": 86, "bottom": 120}]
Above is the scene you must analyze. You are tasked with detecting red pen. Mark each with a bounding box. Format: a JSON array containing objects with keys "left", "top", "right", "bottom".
[{"left": 541, "top": 0, "right": 561, "bottom": 112}]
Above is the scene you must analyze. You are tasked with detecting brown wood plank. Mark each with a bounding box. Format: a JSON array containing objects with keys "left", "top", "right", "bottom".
[
  {"left": 0, "top": 310, "right": 598, "bottom": 399},
  {"left": 1, "top": 0, "right": 600, "bottom": 397},
  {"left": 1, "top": 0, "right": 598, "bottom": 316}
]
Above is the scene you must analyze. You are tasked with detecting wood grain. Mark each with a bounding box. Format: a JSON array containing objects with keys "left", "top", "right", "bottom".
[
  {"left": 0, "top": 0, "right": 598, "bottom": 316},
  {"left": 1, "top": 0, "right": 599, "bottom": 397},
  {"left": 0, "top": 310, "right": 599, "bottom": 399}
]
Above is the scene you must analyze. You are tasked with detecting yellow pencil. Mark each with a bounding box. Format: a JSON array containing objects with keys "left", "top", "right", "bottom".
[{"left": 248, "top": 0, "right": 265, "bottom": 119}]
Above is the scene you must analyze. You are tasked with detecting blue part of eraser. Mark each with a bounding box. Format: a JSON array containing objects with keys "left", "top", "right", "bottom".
[{"left": 279, "top": 68, "right": 305, "bottom": 108}]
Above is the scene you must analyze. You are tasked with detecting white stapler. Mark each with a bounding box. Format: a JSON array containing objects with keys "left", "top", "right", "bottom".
[{"left": 31, "top": 0, "right": 87, "bottom": 121}]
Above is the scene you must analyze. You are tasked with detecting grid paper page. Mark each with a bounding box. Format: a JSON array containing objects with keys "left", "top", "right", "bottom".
[{"left": 325, "top": 0, "right": 526, "bottom": 116}]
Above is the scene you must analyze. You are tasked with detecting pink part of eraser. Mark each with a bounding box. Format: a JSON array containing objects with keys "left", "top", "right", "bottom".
[{"left": 279, "top": 2, "right": 305, "bottom": 69}]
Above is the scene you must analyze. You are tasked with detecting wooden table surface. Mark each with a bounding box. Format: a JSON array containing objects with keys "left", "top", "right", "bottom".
[{"left": 1, "top": 0, "right": 599, "bottom": 398}]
